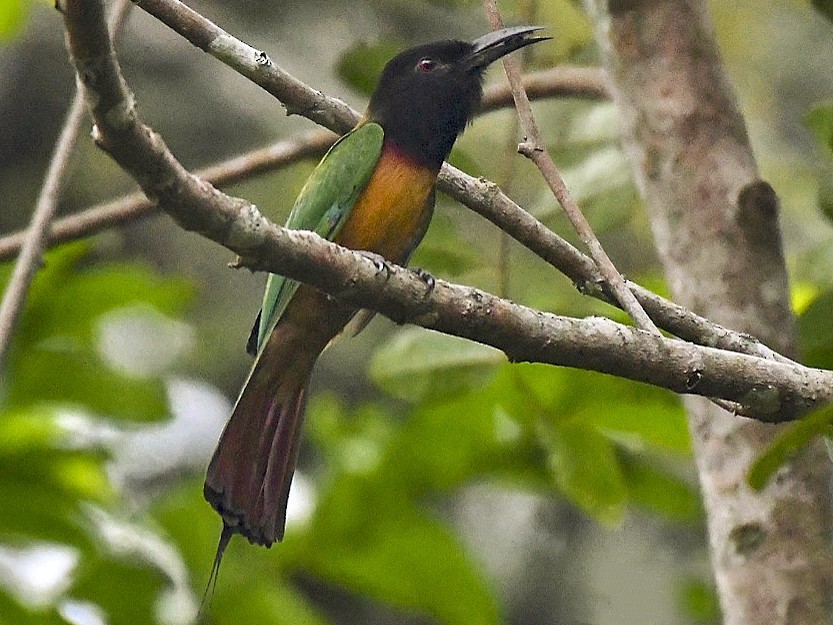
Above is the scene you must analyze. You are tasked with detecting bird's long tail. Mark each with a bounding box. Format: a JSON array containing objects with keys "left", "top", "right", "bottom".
[
  {"left": 201, "top": 327, "right": 314, "bottom": 608},
  {"left": 204, "top": 285, "right": 356, "bottom": 547},
  {"left": 204, "top": 328, "right": 312, "bottom": 547}
]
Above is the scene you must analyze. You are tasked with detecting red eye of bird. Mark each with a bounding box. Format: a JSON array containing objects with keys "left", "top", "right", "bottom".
[{"left": 416, "top": 57, "right": 437, "bottom": 73}]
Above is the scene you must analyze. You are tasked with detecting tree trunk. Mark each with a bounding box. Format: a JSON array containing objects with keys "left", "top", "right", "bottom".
[{"left": 584, "top": 1, "right": 833, "bottom": 623}]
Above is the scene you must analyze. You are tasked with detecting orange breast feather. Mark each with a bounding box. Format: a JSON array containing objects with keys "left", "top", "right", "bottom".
[{"left": 335, "top": 143, "right": 437, "bottom": 264}]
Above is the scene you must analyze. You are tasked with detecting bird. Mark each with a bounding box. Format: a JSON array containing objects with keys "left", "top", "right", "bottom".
[{"left": 203, "top": 25, "right": 549, "bottom": 570}]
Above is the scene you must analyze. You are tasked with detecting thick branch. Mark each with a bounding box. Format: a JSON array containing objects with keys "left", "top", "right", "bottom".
[{"left": 60, "top": 0, "right": 833, "bottom": 422}]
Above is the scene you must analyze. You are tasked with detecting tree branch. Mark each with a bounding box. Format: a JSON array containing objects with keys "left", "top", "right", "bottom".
[
  {"left": 0, "top": 129, "right": 337, "bottom": 261},
  {"left": 60, "top": 0, "right": 833, "bottom": 423},
  {"left": 128, "top": 0, "right": 799, "bottom": 367},
  {"left": 23, "top": 0, "right": 790, "bottom": 371},
  {"left": 0, "top": 66, "right": 602, "bottom": 262},
  {"left": 0, "top": 91, "right": 86, "bottom": 371}
]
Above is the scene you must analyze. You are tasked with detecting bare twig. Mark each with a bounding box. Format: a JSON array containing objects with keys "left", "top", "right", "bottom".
[
  {"left": 0, "top": 0, "right": 133, "bottom": 371},
  {"left": 482, "top": 0, "right": 659, "bottom": 336},
  {"left": 132, "top": 0, "right": 610, "bottom": 132},
  {"left": 0, "top": 91, "right": 87, "bottom": 370},
  {"left": 480, "top": 2, "right": 747, "bottom": 416},
  {"left": 479, "top": 65, "right": 610, "bottom": 111},
  {"left": 130, "top": 0, "right": 784, "bottom": 362},
  {"left": 0, "top": 132, "right": 788, "bottom": 369},
  {"left": 585, "top": 0, "right": 833, "bottom": 618}
]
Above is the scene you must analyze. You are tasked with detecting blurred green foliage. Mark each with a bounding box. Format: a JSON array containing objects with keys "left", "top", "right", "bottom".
[
  {"left": 3, "top": 243, "right": 193, "bottom": 422},
  {"left": 0, "top": 0, "right": 30, "bottom": 40},
  {"left": 677, "top": 578, "right": 721, "bottom": 625},
  {"left": 813, "top": 0, "right": 833, "bottom": 23},
  {"left": 0, "top": 242, "right": 194, "bottom": 623},
  {"left": 337, "top": 40, "right": 406, "bottom": 97},
  {"left": 747, "top": 404, "right": 833, "bottom": 491}
]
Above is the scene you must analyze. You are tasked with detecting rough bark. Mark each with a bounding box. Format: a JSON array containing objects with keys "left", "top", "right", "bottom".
[{"left": 585, "top": 1, "right": 833, "bottom": 623}]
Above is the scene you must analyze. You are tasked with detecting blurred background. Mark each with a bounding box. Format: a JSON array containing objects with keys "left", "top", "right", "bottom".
[{"left": 2, "top": 0, "right": 833, "bottom": 624}]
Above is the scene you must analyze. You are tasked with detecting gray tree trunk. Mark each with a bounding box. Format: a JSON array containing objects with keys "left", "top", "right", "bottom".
[{"left": 584, "top": 1, "right": 833, "bottom": 623}]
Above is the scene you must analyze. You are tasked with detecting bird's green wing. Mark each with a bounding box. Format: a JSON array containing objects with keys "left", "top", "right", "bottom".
[{"left": 252, "top": 122, "right": 384, "bottom": 354}]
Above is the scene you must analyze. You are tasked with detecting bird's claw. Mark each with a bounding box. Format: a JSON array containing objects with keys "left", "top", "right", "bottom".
[
  {"left": 413, "top": 268, "right": 435, "bottom": 294},
  {"left": 359, "top": 251, "right": 392, "bottom": 279}
]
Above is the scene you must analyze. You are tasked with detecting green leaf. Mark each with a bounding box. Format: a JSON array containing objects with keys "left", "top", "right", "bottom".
[
  {"left": 542, "top": 418, "right": 627, "bottom": 525},
  {"left": 2, "top": 243, "right": 194, "bottom": 421},
  {"left": 817, "top": 172, "right": 833, "bottom": 224},
  {"left": 620, "top": 455, "right": 701, "bottom": 521},
  {"left": 0, "top": 0, "right": 29, "bottom": 41},
  {"left": 797, "top": 288, "right": 833, "bottom": 368},
  {"left": 807, "top": 102, "right": 833, "bottom": 158},
  {"left": 747, "top": 404, "right": 833, "bottom": 491},
  {"left": 7, "top": 346, "right": 170, "bottom": 422},
  {"left": 6, "top": 242, "right": 193, "bottom": 350},
  {"left": 583, "top": 388, "right": 690, "bottom": 454},
  {"left": 369, "top": 328, "right": 503, "bottom": 402},
  {"left": 0, "top": 463, "right": 100, "bottom": 548},
  {"left": 677, "top": 578, "right": 721, "bottom": 624},
  {"left": 410, "top": 214, "right": 484, "bottom": 276},
  {"left": 509, "top": 365, "right": 691, "bottom": 454},
  {"left": 155, "top": 482, "right": 330, "bottom": 625},
  {"left": 380, "top": 387, "right": 540, "bottom": 493},
  {"left": 533, "top": 0, "right": 592, "bottom": 62},
  {"left": 0, "top": 408, "right": 110, "bottom": 547},
  {"left": 72, "top": 555, "right": 166, "bottom": 625},
  {"left": 0, "top": 593, "right": 65, "bottom": 625},
  {"left": 210, "top": 581, "right": 330, "bottom": 625},
  {"left": 337, "top": 40, "right": 404, "bottom": 96},
  {"left": 308, "top": 397, "right": 397, "bottom": 479},
  {"left": 294, "top": 484, "right": 500, "bottom": 625},
  {"left": 807, "top": 104, "right": 833, "bottom": 221},
  {"left": 22, "top": 258, "right": 194, "bottom": 344},
  {"left": 0, "top": 407, "right": 64, "bottom": 453}
]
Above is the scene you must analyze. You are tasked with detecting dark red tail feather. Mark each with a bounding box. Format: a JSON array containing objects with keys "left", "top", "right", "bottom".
[
  {"left": 204, "top": 378, "right": 308, "bottom": 545},
  {"left": 204, "top": 285, "right": 356, "bottom": 555}
]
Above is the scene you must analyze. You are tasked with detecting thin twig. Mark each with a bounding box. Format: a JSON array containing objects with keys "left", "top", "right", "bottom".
[
  {"left": 479, "top": 66, "right": 610, "bottom": 110},
  {"left": 482, "top": 0, "right": 659, "bottom": 336},
  {"left": 0, "top": 129, "right": 336, "bottom": 261},
  {"left": 0, "top": 69, "right": 597, "bottom": 262},
  {"left": 0, "top": 90, "right": 87, "bottom": 370},
  {"left": 0, "top": 0, "right": 133, "bottom": 371},
  {"left": 0, "top": 126, "right": 791, "bottom": 368},
  {"left": 481, "top": 3, "right": 749, "bottom": 414}
]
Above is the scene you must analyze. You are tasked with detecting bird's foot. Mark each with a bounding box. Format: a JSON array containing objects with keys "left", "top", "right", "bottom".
[
  {"left": 359, "top": 251, "right": 392, "bottom": 279},
  {"left": 413, "top": 267, "right": 435, "bottom": 295}
]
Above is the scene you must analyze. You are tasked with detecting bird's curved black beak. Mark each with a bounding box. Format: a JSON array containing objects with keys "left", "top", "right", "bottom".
[{"left": 463, "top": 26, "right": 550, "bottom": 72}]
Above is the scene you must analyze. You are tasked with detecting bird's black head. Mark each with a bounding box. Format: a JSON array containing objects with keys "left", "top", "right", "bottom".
[{"left": 365, "top": 26, "right": 549, "bottom": 169}]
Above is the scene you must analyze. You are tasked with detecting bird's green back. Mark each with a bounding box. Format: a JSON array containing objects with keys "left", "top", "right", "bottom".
[{"left": 254, "top": 122, "right": 384, "bottom": 352}]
